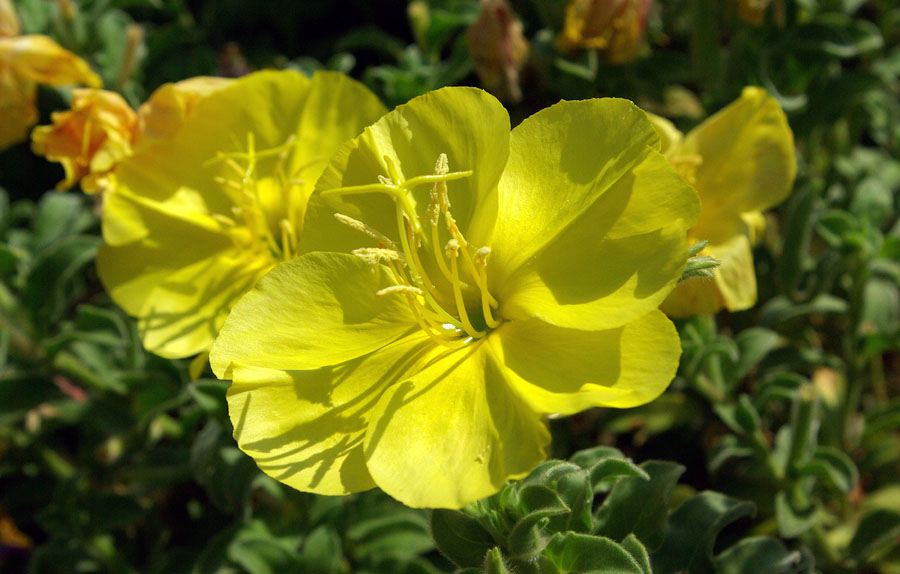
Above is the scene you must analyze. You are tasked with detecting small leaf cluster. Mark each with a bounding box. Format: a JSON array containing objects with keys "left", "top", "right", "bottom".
[{"left": 431, "top": 446, "right": 810, "bottom": 574}]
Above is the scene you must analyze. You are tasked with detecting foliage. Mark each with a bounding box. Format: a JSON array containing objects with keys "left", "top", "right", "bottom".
[{"left": 1, "top": 0, "right": 898, "bottom": 572}]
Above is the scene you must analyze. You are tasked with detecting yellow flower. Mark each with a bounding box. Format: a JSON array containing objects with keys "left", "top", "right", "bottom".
[
  {"left": 209, "top": 87, "right": 700, "bottom": 508},
  {"left": 651, "top": 87, "right": 796, "bottom": 317},
  {"left": 136, "top": 76, "right": 234, "bottom": 144},
  {"left": 556, "top": 0, "right": 651, "bottom": 62},
  {"left": 31, "top": 89, "right": 137, "bottom": 192},
  {"left": 30, "top": 77, "right": 233, "bottom": 192},
  {"left": 95, "top": 70, "right": 386, "bottom": 359},
  {"left": 0, "top": 0, "right": 101, "bottom": 150}
]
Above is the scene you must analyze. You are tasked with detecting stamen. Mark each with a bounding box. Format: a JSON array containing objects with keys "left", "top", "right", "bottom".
[
  {"left": 376, "top": 285, "right": 423, "bottom": 297},
  {"left": 431, "top": 223, "right": 454, "bottom": 281},
  {"left": 280, "top": 219, "right": 295, "bottom": 260},
  {"left": 474, "top": 247, "right": 500, "bottom": 328},
  {"left": 404, "top": 293, "right": 466, "bottom": 349},
  {"left": 211, "top": 214, "right": 236, "bottom": 227},
  {"left": 352, "top": 247, "right": 403, "bottom": 264},
  {"left": 333, "top": 213, "right": 398, "bottom": 250},
  {"left": 396, "top": 206, "right": 461, "bottom": 329},
  {"left": 446, "top": 240, "right": 485, "bottom": 339}
]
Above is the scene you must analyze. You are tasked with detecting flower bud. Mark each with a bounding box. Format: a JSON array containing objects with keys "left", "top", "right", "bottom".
[
  {"left": 0, "top": 0, "right": 20, "bottom": 38},
  {"left": 467, "top": 0, "right": 529, "bottom": 103},
  {"left": 557, "top": 0, "right": 651, "bottom": 63}
]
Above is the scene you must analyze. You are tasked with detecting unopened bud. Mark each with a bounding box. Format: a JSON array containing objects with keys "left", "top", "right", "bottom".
[
  {"left": 556, "top": 0, "right": 652, "bottom": 63},
  {"left": 467, "top": 0, "right": 529, "bottom": 103}
]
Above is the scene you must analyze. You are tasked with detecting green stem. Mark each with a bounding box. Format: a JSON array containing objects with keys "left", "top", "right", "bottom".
[{"left": 838, "top": 257, "right": 868, "bottom": 447}]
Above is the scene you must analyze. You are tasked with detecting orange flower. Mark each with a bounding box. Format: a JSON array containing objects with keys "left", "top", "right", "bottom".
[
  {"left": 31, "top": 89, "right": 137, "bottom": 192},
  {"left": 467, "top": 0, "right": 529, "bottom": 102},
  {"left": 30, "top": 77, "right": 233, "bottom": 192},
  {"left": 0, "top": 0, "right": 101, "bottom": 151},
  {"left": 557, "top": 0, "right": 651, "bottom": 63}
]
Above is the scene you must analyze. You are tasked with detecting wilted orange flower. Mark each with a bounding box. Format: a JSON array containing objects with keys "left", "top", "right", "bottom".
[
  {"left": 31, "top": 89, "right": 137, "bottom": 192},
  {"left": 557, "top": 0, "right": 651, "bottom": 63},
  {"left": 467, "top": 0, "right": 529, "bottom": 102},
  {"left": 0, "top": 0, "right": 101, "bottom": 150},
  {"left": 30, "top": 77, "right": 232, "bottom": 192}
]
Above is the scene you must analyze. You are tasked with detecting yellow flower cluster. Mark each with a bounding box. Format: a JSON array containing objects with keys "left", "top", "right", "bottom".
[{"left": 5, "top": 24, "right": 790, "bottom": 506}]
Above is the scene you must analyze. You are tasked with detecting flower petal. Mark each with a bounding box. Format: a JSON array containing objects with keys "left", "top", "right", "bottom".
[
  {"left": 211, "top": 252, "right": 416, "bottom": 376},
  {"left": 0, "top": 66, "right": 36, "bottom": 150},
  {"left": 683, "top": 86, "right": 796, "bottom": 215},
  {"left": 226, "top": 333, "right": 433, "bottom": 496},
  {"left": 134, "top": 252, "right": 270, "bottom": 358},
  {"left": 0, "top": 35, "right": 100, "bottom": 87},
  {"left": 711, "top": 231, "right": 757, "bottom": 311},
  {"left": 661, "top": 212, "right": 758, "bottom": 317},
  {"left": 491, "top": 99, "right": 699, "bottom": 330},
  {"left": 493, "top": 310, "right": 680, "bottom": 415},
  {"left": 646, "top": 112, "right": 683, "bottom": 155},
  {"left": 305, "top": 87, "right": 509, "bottom": 254},
  {"left": 96, "top": 190, "right": 235, "bottom": 316},
  {"left": 364, "top": 342, "right": 550, "bottom": 508},
  {"left": 659, "top": 275, "right": 723, "bottom": 318}
]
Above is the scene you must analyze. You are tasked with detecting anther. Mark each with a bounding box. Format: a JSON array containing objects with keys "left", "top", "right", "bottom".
[
  {"left": 474, "top": 246, "right": 491, "bottom": 265},
  {"left": 333, "top": 213, "right": 398, "bottom": 250},
  {"left": 352, "top": 247, "right": 403, "bottom": 264},
  {"left": 445, "top": 238, "right": 460, "bottom": 257},
  {"left": 376, "top": 285, "right": 424, "bottom": 297}
]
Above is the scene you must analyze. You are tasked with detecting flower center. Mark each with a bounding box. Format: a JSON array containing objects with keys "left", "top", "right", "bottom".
[
  {"left": 206, "top": 132, "right": 317, "bottom": 263},
  {"left": 322, "top": 153, "right": 501, "bottom": 347},
  {"left": 669, "top": 152, "right": 702, "bottom": 185}
]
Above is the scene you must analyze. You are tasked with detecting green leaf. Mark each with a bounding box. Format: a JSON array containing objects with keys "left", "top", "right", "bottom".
[
  {"left": 542, "top": 532, "right": 645, "bottom": 574},
  {"left": 588, "top": 458, "right": 650, "bottom": 491},
  {"left": 346, "top": 510, "right": 434, "bottom": 562},
  {"left": 0, "top": 244, "right": 23, "bottom": 276},
  {"left": 24, "top": 235, "right": 100, "bottom": 326},
  {"left": 485, "top": 547, "right": 512, "bottom": 574},
  {"left": 860, "top": 277, "right": 900, "bottom": 335},
  {"left": 299, "top": 526, "right": 343, "bottom": 574},
  {"left": 508, "top": 486, "right": 570, "bottom": 557},
  {"left": 187, "top": 379, "right": 229, "bottom": 413},
  {"left": 30, "top": 193, "right": 93, "bottom": 251},
  {"left": 714, "top": 395, "right": 762, "bottom": 435},
  {"left": 731, "top": 328, "right": 781, "bottom": 384},
  {"left": 431, "top": 509, "right": 496, "bottom": 568},
  {"left": 797, "top": 14, "right": 884, "bottom": 58},
  {"left": 713, "top": 537, "right": 812, "bottom": 574},
  {"left": 519, "top": 485, "right": 570, "bottom": 515},
  {"left": 795, "top": 446, "right": 859, "bottom": 493},
  {"left": 759, "top": 295, "right": 848, "bottom": 326},
  {"left": 569, "top": 446, "right": 626, "bottom": 469},
  {"left": 652, "top": 492, "right": 756, "bottom": 574},
  {"left": 620, "top": 534, "right": 651, "bottom": 574},
  {"left": 847, "top": 510, "right": 900, "bottom": 566},
  {"left": 775, "top": 491, "right": 818, "bottom": 538},
  {"left": 594, "top": 461, "right": 684, "bottom": 550}
]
